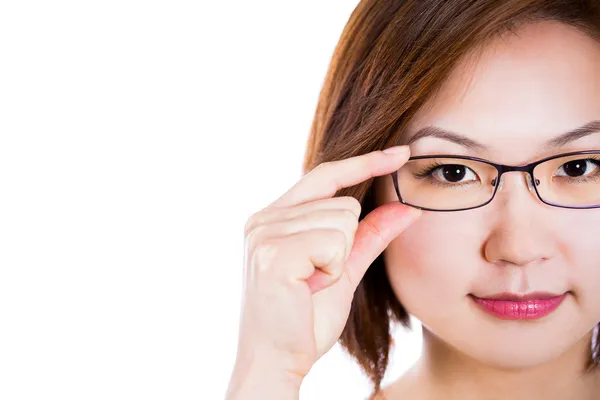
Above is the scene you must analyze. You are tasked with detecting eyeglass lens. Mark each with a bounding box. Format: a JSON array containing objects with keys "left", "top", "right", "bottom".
[{"left": 396, "top": 154, "right": 600, "bottom": 210}]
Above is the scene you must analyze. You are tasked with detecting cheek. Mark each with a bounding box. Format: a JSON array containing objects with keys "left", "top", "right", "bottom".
[
  {"left": 383, "top": 213, "right": 483, "bottom": 315},
  {"left": 562, "top": 214, "right": 600, "bottom": 315}
]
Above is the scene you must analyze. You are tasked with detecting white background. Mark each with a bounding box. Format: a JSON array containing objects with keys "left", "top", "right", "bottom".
[{"left": 0, "top": 1, "right": 422, "bottom": 399}]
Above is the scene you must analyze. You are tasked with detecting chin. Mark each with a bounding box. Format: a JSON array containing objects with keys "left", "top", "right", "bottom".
[
  {"left": 421, "top": 315, "right": 580, "bottom": 371},
  {"left": 440, "top": 327, "right": 581, "bottom": 371},
  {"left": 464, "top": 346, "right": 566, "bottom": 370}
]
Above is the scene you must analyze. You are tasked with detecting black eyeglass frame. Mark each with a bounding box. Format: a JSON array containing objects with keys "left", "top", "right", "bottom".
[{"left": 391, "top": 150, "right": 600, "bottom": 212}]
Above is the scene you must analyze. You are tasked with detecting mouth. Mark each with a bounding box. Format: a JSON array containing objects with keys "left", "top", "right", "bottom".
[{"left": 468, "top": 292, "right": 569, "bottom": 320}]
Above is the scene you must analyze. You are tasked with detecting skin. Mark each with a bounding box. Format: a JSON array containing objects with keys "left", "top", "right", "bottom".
[
  {"left": 227, "top": 146, "right": 421, "bottom": 400},
  {"left": 374, "top": 21, "right": 600, "bottom": 400},
  {"left": 226, "top": 19, "right": 600, "bottom": 400}
]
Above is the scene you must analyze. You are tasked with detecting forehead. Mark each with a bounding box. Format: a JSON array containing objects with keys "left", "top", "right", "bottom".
[{"left": 405, "top": 21, "right": 600, "bottom": 162}]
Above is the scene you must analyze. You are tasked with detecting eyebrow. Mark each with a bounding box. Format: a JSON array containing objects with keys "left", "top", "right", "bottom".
[
  {"left": 543, "top": 120, "right": 600, "bottom": 148},
  {"left": 406, "top": 126, "right": 486, "bottom": 150},
  {"left": 406, "top": 120, "right": 600, "bottom": 150}
]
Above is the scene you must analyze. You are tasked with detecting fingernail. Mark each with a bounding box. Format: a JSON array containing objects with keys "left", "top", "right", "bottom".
[{"left": 383, "top": 145, "right": 409, "bottom": 155}]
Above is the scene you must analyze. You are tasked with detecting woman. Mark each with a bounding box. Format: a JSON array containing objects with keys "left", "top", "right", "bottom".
[{"left": 226, "top": 1, "right": 600, "bottom": 399}]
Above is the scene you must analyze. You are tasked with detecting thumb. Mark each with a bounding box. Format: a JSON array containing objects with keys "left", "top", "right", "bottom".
[{"left": 345, "top": 202, "right": 421, "bottom": 289}]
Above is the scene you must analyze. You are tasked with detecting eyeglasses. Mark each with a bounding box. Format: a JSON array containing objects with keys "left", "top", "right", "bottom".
[{"left": 391, "top": 150, "right": 600, "bottom": 212}]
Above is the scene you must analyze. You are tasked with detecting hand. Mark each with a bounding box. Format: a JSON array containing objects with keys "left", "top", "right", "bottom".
[{"left": 228, "top": 146, "right": 421, "bottom": 396}]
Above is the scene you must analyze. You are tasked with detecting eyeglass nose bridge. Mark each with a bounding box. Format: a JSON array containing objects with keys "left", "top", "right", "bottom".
[{"left": 492, "top": 165, "right": 540, "bottom": 194}]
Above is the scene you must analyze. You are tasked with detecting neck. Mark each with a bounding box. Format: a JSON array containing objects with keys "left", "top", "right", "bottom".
[{"left": 412, "top": 327, "right": 599, "bottom": 400}]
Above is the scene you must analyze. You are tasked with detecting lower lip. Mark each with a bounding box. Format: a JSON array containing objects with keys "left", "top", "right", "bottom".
[{"left": 470, "top": 293, "right": 567, "bottom": 320}]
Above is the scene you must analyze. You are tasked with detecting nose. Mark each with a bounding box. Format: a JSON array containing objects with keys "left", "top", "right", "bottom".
[{"left": 483, "top": 172, "right": 556, "bottom": 267}]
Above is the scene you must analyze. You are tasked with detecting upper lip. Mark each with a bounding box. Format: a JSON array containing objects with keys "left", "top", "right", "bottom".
[{"left": 471, "top": 291, "right": 566, "bottom": 301}]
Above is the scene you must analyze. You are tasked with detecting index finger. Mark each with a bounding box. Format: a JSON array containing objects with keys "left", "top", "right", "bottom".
[{"left": 268, "top": 145, "right": 410, "bottom": 209}]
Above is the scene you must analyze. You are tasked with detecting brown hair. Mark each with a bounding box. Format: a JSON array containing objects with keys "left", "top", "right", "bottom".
[{"left": 302, "top": 0, "right": 600, "bottom": 395}]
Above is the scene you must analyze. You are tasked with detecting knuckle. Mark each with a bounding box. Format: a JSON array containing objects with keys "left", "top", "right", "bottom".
[
  {"left": 341, "top": 208, "right": 359, "bottom": 224},
  {"left": 362, "top": 217, "right": 385, "bottom": 246},
  {"left": 326, "top": 232, "right": 347, "bottom": 274},
  {"left": 313, "top": 161, "right": 331, "bottom": 175},
  {"left": 337, "top": 210, "right": 359, "bottom": 236},
  {"left": 318, "top": 160, "right": 331, "bottom": 169},
  {"left": 245, "top": 224, "right": 268, "bottom": 254},
  {"left": 344, "top": 196, "right": 362, "bottom": 216},
  {"left": 314, "top": 228, "right": 345, "bottom": 256},
  {"left": 349, "top": 217, "right": 360, "bottom": 235},
  {"left": 328, "top": 228, "right": 348, "bottom": 250},
  {"left": 244, "top": 212, "right": 262, "bottom": 236},
  {"left": 350, "top": 197, "right": 362, "bottom": 217},
  {"left": 332, "top": 196, "right": 361, "bottom": 218},
  {"left": 252, "top": 240, "right": 280, "bottom": 274},
  {"left": 326, "top": 260, "right": 345, "bottom": 283}
]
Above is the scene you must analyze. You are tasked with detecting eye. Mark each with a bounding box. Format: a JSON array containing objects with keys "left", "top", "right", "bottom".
[
  {"left": 555, "top": 159, "right": 600, "bottom": 177},
  {"left": 432, "top": 164, "right": 478, "bottom": 183}
]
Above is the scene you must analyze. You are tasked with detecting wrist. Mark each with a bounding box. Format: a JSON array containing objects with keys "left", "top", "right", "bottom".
[
  {"left": 226, "top": 370, "right": 301, "bottom": 400},
  {"left": 226, "top": 352, "right": 304, "bottom": 400}
]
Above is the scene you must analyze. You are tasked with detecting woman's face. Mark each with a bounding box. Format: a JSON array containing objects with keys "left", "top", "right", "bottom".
[{"left": 375, "top": 21, "right": 600, "bottom": 369}]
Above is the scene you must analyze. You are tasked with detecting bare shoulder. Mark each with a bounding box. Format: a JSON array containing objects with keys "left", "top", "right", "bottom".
[
  {"left": 370, "top": 384, "right": 412, "bottom": 400},
  {"left": 369, "top": 389, "right": 392, "bottom": 400},
  {"left": 368, "top": 386, "right": 409, "bottom": 400},
  {"left": 369, "top": 368, "right": 425, "bottom": 400}
]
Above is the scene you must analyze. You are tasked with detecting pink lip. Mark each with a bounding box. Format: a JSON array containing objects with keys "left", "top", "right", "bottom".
[{"left": 470, "top": 292, "right": 567, "bottom": 320}]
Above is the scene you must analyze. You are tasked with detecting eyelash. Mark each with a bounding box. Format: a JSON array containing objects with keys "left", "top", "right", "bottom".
[
  {"left": 558, "top": 158, "right": 600, "bottom": 183},
  {"left": 412, "top": 161, "right": 478, "bottom": 188},
  {"left": 412, "top": 157, "right": 600, "bottom": 186},
  {"left": 413, "top": 161, "right": 444, "bottom": 180}
]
